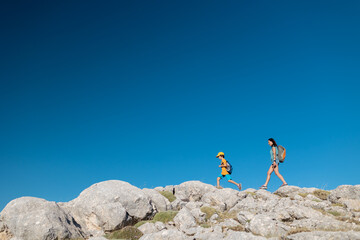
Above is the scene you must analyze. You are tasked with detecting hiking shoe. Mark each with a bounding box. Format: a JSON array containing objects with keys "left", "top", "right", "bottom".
[
  {"left": 238, "top": 183, "right": 242, "bottom": 191},
  {"left": 259, "top": 185, "right": 267, "bottom": 190},
  {"left": 280, "top": 183, "right": 288, "bottom": 188}
]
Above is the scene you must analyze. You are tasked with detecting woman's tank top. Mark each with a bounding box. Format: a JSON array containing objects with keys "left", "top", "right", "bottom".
[{"left": 270, "top": 147, "right": 278, "bottom": 162}]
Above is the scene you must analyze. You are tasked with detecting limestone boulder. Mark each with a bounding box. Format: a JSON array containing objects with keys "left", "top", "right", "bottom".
[
  {"left": 63, "top": 180, "right": 155, "bottom": 235},
  {"left": 0, "top": 197, "right": 85, "bottom": 240},
  {"left": 202, "top": 188, "right": 243, "bottom": 210},
  {"left": 329, "top": 185, "right": 360, "bottom": 211},
  {"left": 175, "top": 181, "right": 217, "bottom": 202},
  {"left": 142, "top": 188, "right": 171, "bottom": 212},
  {"left": 248, "top": 213, "right": 289, "bottom": 238},
  {"left": 173, "top": 208, "right": 197, "bottom": 235}
]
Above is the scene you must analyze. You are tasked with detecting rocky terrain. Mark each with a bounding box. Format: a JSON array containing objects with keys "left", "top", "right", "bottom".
[{"left": 1, "top": 180, "right": 360, "bottom": 240}]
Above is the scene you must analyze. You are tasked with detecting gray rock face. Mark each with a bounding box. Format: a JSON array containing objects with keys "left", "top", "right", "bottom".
[
  {"left": 142, "top": 188, "right": 171, "bottom": 212},
  {"left": 224, "top": 230, "right": 267, "bottom": 240},
  {"left": 202, "top": 188, "right": 242, "bottom": 210},
  {"left": 0, "top": 197, "right": 85, "bottom": 240},
  {"left": 63, "top": 180, "right": 155, "bottom": 235},
  {"left": 173, "top": 208, "right": 197, "bottom": 235},
  {"left": 139, "top": 229, "right": 190, "bottom": 240},
  {"left": 287, "top": 230, "right": 360, "bottom": 240},
  {"left": 329, "top": 185, "right": 360, "bottom": 211},
  {"left": 273, "top": 185, "right": 302, "bottom": 198},
  {"left": 249, "top": 214, "right": 288, "bottom": 238},
  {"left": 175, "top": 181, "right": 217, "bottom": 202}
]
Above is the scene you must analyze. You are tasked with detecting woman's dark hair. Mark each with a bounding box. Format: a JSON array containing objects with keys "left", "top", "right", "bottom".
[{"left": 268, "top": 138, "right": 277, "bottom": 147}]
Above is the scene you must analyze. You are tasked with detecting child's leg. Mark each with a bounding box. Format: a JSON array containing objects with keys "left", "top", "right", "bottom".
[
  {"left": 217, "top": 177, "right": 221, "bottom": 187},
  {"left": 226, "top": 175, "right": 241, "bottom": 190}
]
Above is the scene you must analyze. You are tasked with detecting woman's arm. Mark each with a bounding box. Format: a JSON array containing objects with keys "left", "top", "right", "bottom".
[{"left": 272, "top": 147, "right": 277, "bottom": 161}]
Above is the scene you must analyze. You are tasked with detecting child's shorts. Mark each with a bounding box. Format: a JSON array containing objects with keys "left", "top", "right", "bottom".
[{"left": 218, "top": 174, "right": 232, "bottom": 181}]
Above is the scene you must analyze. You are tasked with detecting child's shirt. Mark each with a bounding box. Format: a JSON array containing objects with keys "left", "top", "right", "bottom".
[{"left": 221, "top": 159, "right": 229, "bottom": 175}]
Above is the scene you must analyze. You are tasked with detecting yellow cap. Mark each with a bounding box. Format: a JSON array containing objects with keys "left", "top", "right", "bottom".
[{"left": 216, "top": 152, "right": 225, "bottom": 158}]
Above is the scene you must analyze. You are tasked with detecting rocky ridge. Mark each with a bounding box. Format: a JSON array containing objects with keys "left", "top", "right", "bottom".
[{"left": 1, "top": 180, "right": 360, "bottom": 240}]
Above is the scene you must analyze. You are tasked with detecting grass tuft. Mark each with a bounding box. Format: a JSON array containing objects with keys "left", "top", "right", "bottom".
[
  {"left": 332, "top": 203, "right": 345, "bottom": 208},
  {"left": 286, "top": 227, "right": 311, "bottom": 235},
  {"left": 312, "top": 190, "right": 330, "bottom": 200},
  {"left": 134, "top": 220, "right": 156, "bottom": 228},
  {"left": 106, "top": 226, "right": 143, "bottom": 240},
  {"left": 298, "top": 193, "right": 309, "bottom": 198},
  {"left": 328, "top": 210, "right": 341, "bottom": 217},
  {"left": 200, "top": 223, "right": 211, "bottom": 228},
  {"left": 159, "top": 191, "right": 176, "bottom": 202},
  {"left": 200, "top": 206, "right": 217, "bottom": 221},
  {"left": 153, "top": 211, "right": 178, "bottom": 223},
  {"left": 227, "top": 225, "right": 245, "bottom": 231}
]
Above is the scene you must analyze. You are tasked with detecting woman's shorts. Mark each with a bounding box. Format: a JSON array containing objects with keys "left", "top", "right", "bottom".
[{"left": 218, "top": 174, "right": 232, "bottom": 180}]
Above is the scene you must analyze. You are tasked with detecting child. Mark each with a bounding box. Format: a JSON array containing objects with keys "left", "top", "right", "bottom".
[{"left": 216, "top": 152, "right": 242, "bottom": 190}]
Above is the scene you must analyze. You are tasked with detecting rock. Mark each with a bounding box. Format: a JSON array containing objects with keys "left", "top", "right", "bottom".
[
  {"left": 139, "top": 229, "right": 191, "bottom": 240},
  {"left": 190, "top": 208, "right": 206, "bottom": 224},
  {"left": 173, "top": 208, "right": 197, "bottom": 235},
  {"left": 88, "top": 237, "right": 108, "bottom": 240},
  {"left": 171, "top": 199, "right": 187, "bottom": 210},
  {"left": 287, "top": 230, "right": 360, "bottom": 240},
  {"left": 194, "top": 232, "right": 224, "bottom": 240},
  {"left": 63, "top": 180, "right": 155, "bottom": 235},
  {"left": 138, "top": 222, "right": 159, "bottom": 234},
  {"left": 237, "top": 211, "right": 256, "bottom": 225},
  {"left": 230, "top": 195, "right": 259, "bottom": 213},
  {"left": 224, "top": 230, "right": 267, "bottom": 240},
  {"left": 142, "top": 188, "right": 171, "bottom": 212},
  {"left": 0, "top": 197, "right": 85, "bottom": 240},
  {"left": 202, "top": 188, "right": 242, "bottom": 210},
  {"left": 220, "top": 219, "right": 240, "bottom": 228},
  {"left": 329, "top": 185, "right": 360, "bottom": 211},
  {"left": 273, "top": 185, "right": 302, "bottom": 198},
  {"left": 255, "top": 189, "right": 278, "bottom": 201},
  {"left": 249, "top": 214, "right": 289, "bottom": 237},
  {"left": 175, "top": 181, "right": 217, "bottom": 202}
]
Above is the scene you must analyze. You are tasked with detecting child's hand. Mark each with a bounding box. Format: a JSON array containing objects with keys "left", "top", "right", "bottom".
[{"left": 219, "top": 165, "right": 222, "bottom": 168}]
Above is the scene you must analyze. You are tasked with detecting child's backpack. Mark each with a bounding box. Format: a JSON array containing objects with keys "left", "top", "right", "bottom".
[
  {"left": 277, "top": 145, "right": 286, "bottom": 163},
  {"left": 226, "top": 161, "right": 233, "bottom": 174}
]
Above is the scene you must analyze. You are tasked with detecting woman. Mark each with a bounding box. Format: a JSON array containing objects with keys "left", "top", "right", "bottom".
[{"left": 260, "top": 138, "right": 287, "bottom": 189}]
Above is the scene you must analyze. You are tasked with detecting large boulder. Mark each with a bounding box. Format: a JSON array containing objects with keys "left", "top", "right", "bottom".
[
  {"left": 63, "top": 180, "right": 155, "bottom": 236},
  {"left": 0, "top": 197, "right": 85, "bottom": 240},
  {"left": 201, "top": 188, "right": 243, "bottom": 210},
  {"left": 329, "top": 185, "right": 360, "bottom": 211},
  {"left": 142, "top": 188, "right": 171, "bottom": 212},
  {"left": 248, "top": 213, "right": 289, "bottom": 238},
  {"left": 173, "top": 208, "right": 197, "bottom": 235},
  {"left": 175, "top": 181, "right": 217, "bottom": 202}
]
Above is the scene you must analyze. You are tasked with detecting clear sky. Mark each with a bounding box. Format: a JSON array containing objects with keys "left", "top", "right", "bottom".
[{"left": 1, "top": 1, "right": 359, "bottom": 211}]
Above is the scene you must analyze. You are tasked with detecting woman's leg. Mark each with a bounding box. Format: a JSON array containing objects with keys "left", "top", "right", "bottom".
[
  {"left": 263, "top": 165, "right": 274, "bottom": 187},
  {"left": 273, "top": 163, "right": 287, "bottom": 185}
]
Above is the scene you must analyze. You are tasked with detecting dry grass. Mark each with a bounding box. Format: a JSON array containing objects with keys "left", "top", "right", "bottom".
[
  {"left": 286, "top": 227, "right": 311, "bottom": 235},
  {"left": 327, "top": 210, "right": 341, "bottom": 217},
  {"left": 312, "top": 199, "right": 322, "bottom": 203},
  {"left": 246, "top": 192, "right": 256, "bottom": 196},
  {"left": 106, "top": 226, "right": 143, "bottom": 240},
  {"left": 312, "top": 190, "right": 330, "bottom": 200},
  {"left": 227, "top": 225, "right": 245, "bottom": 231},
  {"left": 134, "top": 220, "right": 156, "bottom": 228},
  {"left": 200, "top": 206, "right": 218, "bottom": 221},
  {"left": 218, "top": 210, "right": 238, "bottom": 222},
  {"left": 298, "top": 193, "right": 309, "bottom": 198},
  {"left": 336, "top": 216, "right": 360, "bottom": 225},
  {"left": 332, "top": 203, "right": 346, "bottom": 207},
  {"left": 200, "top": 223, "right": 211, "bottom": 228},
  {"left": 159, "top": 191, "right": 176, "bottom": 202}
]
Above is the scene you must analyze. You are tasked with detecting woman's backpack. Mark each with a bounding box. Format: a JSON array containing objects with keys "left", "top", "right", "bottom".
[{"left": 277, "top": 145, "right": 286, "bottom": 163}]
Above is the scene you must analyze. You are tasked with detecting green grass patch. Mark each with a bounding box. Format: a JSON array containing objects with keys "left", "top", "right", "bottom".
[
  {"left": 153, "top": 211, "right": 178, "bottom": 223},
  {"left": 200, "top": 223, "right": 211, "bottom": 228},
  {"left": 312, "top": 199, "right": 322, "bottom": 203},
  {"left": 332, "top": 203, "right": 345, "bottom": 208},
  {"left": 328, "top": 210, "right": 341, "bottom": 217},
  {"left": 134, "top": 220, "right": 156, "bottom": 228},
  {"left": 159, "top": 191, "right": 176, "bottom": 202},
  {"left": 218, "top": 211, "right": 238, "bottom": 222},
  {"left": 298, "top": 193, "right": 309, "bottom": 198},
  {"left": 106, "top": 226, "right": 143, "bottom": 240},
  {"left": 201, "top": 206, "right": 217, "bottom": 221},
  {"left": 312, "top": 190, "right": 330, "bottom": 200},
  {"left": 246, "top": 191, "right": 256, "bottom": 196}
]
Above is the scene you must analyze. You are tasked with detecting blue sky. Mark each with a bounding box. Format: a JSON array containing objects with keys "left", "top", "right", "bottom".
[{"left": 1, "top": 0, "right": 360, "bottom": 210}]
